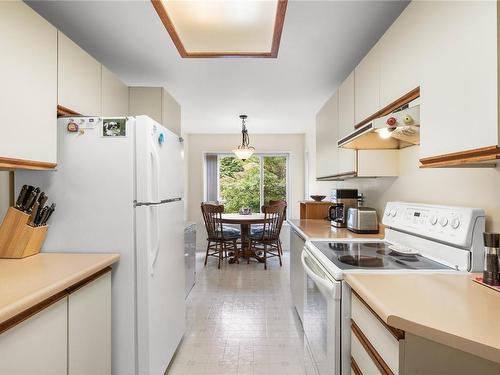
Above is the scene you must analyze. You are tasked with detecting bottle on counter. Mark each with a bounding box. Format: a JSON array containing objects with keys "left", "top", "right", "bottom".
[{"left": 483, "top": 232, "right": 500, "bottom": 286}]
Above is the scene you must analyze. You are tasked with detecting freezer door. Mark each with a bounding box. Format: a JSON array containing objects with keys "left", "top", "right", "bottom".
[
  {"left": 135, "top": 116, "right": 183, "bottom": 203},
  {"left": 136, "top": 200, "right": 185, "bottom": 375}
]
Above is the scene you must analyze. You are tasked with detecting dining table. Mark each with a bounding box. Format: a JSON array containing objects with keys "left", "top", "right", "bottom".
[{"left": 217, "top": 213, "right": 268, "bottom": 263}]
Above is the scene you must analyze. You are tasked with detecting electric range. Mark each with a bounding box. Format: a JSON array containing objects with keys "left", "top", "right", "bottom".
[{"left": 302, "top": 202, "right": 486, "bottom": 375}]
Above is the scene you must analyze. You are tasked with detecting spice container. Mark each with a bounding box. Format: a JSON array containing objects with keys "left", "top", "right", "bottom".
[{"left": 483, "top": 232, "right": 500, "bottom": 286}]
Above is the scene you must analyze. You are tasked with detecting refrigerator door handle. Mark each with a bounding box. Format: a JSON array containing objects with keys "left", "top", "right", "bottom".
[
  {"left": 148, "top": 137, "right": 161, "bottom": 203},
  {"left": 149, "top": 205, "right": 161, "bottom": 276}
]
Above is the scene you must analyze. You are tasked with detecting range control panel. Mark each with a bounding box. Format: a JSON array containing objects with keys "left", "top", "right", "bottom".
[{"left": 382, "top": 202, "right": 485, "bottom": 248}]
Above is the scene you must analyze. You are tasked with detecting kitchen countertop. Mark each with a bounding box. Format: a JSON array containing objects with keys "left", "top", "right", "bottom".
[
  {"left": 288, "top": 219, "right": 385, "bottom": 240},
  {"left": 0, "top": 253, "right": 119, "bottom": 325},
  {"left": 345, "top": 273, "right": 500, "bottom": 364}
]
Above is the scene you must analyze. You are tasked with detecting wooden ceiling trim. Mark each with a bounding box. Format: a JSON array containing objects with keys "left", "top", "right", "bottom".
[{"left": 151, "top": 0, "right": 288, "bottom": 58}]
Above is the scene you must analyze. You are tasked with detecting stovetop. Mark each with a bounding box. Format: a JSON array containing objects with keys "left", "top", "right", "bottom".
[{"left": 310, "top": 241, "right": 451, "bottom": 271}]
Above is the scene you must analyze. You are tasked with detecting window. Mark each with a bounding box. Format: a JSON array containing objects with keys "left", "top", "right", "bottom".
[{"left": 204, "top": 153, "right": 288, "bottom": 213}]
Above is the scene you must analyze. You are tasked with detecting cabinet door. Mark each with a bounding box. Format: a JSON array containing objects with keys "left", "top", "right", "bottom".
[
  {"left": 379, "top": 2, "right": 421, "bottom": 108},
  {"left": 418, "top": 1, "right": 498, "bottom": 158},
  {"left": 0, "top": 298, "right": 68, "bottom": 375},
  {"left": 129, "top": 87, "right": 163, "bottom": 124},
  {"left": 58, "top": 31, "right": 102, "bottom": 115},
  {"left": 102, "top": 66, "right": 128, "bottom": 117},
  {"left": 162, "top": 88, "right": 181, "bottom": 135},
  {"left": 68, "top": 272, "right": 111, "bottom": 375},
  {"left": 290, "top": 229, "right": 305, "bottom": 322},
  {"left": 0, "top": 1, "right": 57, "bottom": 164},
  {"left": 354, "top": 46, "right": 380, "bottom": 124},
  {"left": 338, "top": 72, "right": 357, "bottom": 174},
  {"left": 316, "top": 94, "right": 339, "bottom": 179}
]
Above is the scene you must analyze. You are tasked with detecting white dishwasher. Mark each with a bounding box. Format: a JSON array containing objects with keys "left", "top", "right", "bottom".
[{"left": 290, "top": 227, "right": 306, "bottom": 322}]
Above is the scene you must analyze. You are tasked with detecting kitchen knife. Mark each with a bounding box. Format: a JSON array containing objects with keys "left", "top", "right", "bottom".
[
  {"left": 34, "top": 206, "right": 48, "bottom": 227},
  {"left": 41, "top": 203, "right": 56, "bottom": 226},
  {"left": 15, "top": 185, "right": 28, "bottom": 210},
  {"left": 22, "top": 190, "right": 37, "bottom": 213},
  {"left": 37, "top": 192, "right": 48, "bottom": 208},
  {"left": 27, "top": 202, "right": 39, "bottom": 226},
  {"left": 39, "top": 206, "right": 52, "bottom": 227}
]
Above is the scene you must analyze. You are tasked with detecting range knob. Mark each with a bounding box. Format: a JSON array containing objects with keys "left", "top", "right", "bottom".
[
  {"left": 430, "top": 215, "right": 438, "bottom": 225},
  {"left": 384, "top": 210, "right": 390, "bottom": 216},
  {"left": 451, "top": 218, "right": 460, "bottom": 229},
  {"left": 439, "top": 217, "right": 448, "bottom": 227},
  {"left": 390, "top": 209, "right": 397, "bottom": 217}
]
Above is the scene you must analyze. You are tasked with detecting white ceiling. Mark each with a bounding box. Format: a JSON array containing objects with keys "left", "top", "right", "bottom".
[{"left": 27, "top": 0, "right": 409, "bottom": 134}]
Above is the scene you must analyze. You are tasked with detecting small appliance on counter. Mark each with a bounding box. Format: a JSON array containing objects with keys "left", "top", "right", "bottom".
[
  {"left": 329, "top": 189, "right": 358, "bottom": 228},
  {"left": 347, "top": 207, "right": 379, "bottom": 234}
]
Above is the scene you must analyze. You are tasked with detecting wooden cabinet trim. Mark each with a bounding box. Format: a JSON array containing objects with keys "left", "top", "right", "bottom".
[
  {"left": 0, "top": 157, "right": 56, "bottom": 171},
  {"left": 0, "top": 267, "right": 112, "bottom": 334},
  {"left": 419, "top": 145, "right": 500, "bottom": 168},
  {"left": 351, "top": 356, "right": 363, "bottom": 375},
  {"left": 66, "top": 266, "right": 112, "bottom": 294},
  {"left": 316, "top": 170, "right": 357, "bottom": 181},
  {"left": 0, "top": 290, "right": 67, "bottom": 335},
  {"left": 352, "top": 290, "right": 405, "bottom": 340},
  {"left": 354, "top": 87, "right": 420, "bottom": 130},
  {"left": 352, "top": 319, "right": 394, "bottom": 375},
  {"left": 57, "top": 104, "right": 82, "bottom": 117}
]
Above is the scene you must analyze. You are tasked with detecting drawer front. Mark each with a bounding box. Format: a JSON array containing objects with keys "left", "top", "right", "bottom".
[
  {"left": 351, "top": 331, "right": 383, "bottom": 375},
  {"left": 351, "top": 294, "right": 400, "bottom": 374}
]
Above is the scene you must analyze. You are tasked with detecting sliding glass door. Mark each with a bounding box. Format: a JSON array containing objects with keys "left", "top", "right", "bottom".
[{"left": 214, "top": 154, "right": 288, "bottom": 213}]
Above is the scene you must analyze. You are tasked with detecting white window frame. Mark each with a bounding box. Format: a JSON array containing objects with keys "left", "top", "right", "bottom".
[{"left": 214, "top": 152, "right": 290, "bottom": 212}]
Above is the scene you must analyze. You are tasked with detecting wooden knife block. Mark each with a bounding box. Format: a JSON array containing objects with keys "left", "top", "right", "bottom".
[{"left": 0, "top": 207, "right": 48, "bottom": 258}]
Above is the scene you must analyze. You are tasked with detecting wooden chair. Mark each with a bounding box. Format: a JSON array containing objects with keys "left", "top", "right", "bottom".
[
  {"left": 248, "top": 202, "right": 287, "bottom": 269},
  {"left": 201, "top": 203, "right": 240, "bottom": 269},
  {"left": 251, "top": 199, "right": 287, "bottom": 254}
]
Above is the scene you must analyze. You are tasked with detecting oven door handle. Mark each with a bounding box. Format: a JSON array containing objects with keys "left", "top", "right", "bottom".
[{"left": 301, "top": 250, "right": 335, "bottom": 296}]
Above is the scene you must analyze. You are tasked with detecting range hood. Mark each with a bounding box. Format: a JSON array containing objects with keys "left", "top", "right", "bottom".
[{"left": 338, "top": 104, "right": 420, "bottom": 149}]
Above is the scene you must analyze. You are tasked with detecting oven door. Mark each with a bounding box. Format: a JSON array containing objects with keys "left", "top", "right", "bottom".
[{"left": 302, "top": 247, "right": 342, "bottom": 375}]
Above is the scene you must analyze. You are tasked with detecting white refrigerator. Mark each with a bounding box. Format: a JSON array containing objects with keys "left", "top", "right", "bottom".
[{"left": 15, "top": 116, "right": 185, "bottom": 375}]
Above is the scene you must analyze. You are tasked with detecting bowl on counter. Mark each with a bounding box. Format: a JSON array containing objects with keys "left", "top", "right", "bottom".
[{"left": 310, "top": 195, "right": 326, "bottom": 202}]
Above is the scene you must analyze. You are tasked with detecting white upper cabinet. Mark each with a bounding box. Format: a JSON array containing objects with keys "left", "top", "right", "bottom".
[
  {"left": 316, "top": 94, "right": 339, "bottom": 179},
  {"left": 58, "top": 31, "right": 102, "bottom": 116},
  {"left": 338, "top": 72, "right": 357, "bottom": 174},
  {"left": 162, "top": 89, "right": 181, "bottom": 136},
  {"left": 417, "top": 1, "right": 499, "bottom": 160},
  {"left": 102, "top": 66, "right": 129, "bottom": 117},
  {"left": 354, "top": 45, "right": 380, "bottom": 124},
  {"left": 129, "top": 87, "right": 182, "bottom": 135},
  {"left": 379, "top": 3, "right": 421, "bottom": 108},
  {"left": 0, "top": 1, "right": 57, "bottom": 167}
]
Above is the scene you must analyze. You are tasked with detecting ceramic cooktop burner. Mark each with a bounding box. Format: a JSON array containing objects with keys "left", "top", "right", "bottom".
[{"left": 311, "top": 241, "right": 450, "bottom": 271}]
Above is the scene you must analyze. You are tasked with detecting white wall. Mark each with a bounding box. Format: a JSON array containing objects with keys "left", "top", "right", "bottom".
[
  {"left": 0, "top": 172, "right": 11, "bottom": 220},
  {"left": 306, "top": 126, "right": 500, "bottom": 232},
  {"left": 187, "top": 133, "right": 305, "bottom": 249}
]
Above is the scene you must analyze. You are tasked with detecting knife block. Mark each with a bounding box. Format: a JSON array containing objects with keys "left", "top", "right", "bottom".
[{"left": 0, "top": 207, "right": 48, "bottom": 259}]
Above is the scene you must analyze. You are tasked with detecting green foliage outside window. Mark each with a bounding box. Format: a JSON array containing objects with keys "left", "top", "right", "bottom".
[{"left": 219, "top": 155, "right": 287, "bottom": 213}]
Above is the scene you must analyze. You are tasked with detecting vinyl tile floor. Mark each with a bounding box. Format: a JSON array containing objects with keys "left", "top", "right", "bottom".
[{"left": 167, "top": 251, "right": 306, "bottom": 375}]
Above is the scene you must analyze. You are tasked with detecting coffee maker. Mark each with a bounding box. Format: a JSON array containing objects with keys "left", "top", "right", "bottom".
[{"left": 329, "top": 189, "right": 359, "bottom": 228}]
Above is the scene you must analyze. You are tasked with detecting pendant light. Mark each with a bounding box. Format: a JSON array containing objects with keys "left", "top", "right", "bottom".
[{"left": 233, "top": 115, "right": 255, "bottom": 160}]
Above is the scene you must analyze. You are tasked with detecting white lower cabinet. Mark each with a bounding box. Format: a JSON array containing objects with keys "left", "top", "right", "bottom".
[
  {"left": 0, "top": 270, "right": 112, "bottom": 375},
  {"left": 68, "top": 272, "right": 112, "bottom": 375},
  {"left": 351, "top": 293, "right": 500, "bottom": 375},
  {"left": 0, "top": 298, "right": 68, "bottom": 375}
]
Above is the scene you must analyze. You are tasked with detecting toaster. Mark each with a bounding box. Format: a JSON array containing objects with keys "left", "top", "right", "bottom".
[{"left": 347, "top": 207, "right": 379, "bottom": 234}]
